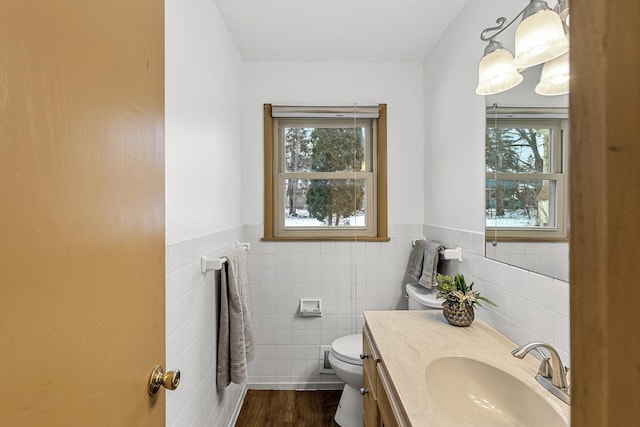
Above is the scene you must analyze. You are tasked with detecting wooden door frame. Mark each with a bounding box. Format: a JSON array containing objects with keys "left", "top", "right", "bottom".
[{"left": 570, "top": 0, "right": 640, "bottom": 425}]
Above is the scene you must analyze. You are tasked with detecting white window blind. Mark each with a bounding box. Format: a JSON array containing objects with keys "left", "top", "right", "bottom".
[{"left": 271, "top": 105, "right": 380, "bottom": 118}]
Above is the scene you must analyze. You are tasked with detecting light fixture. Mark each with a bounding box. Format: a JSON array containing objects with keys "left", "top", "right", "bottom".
[
  {"left": 556, "top": 0, "right": 570, "bottom": 27},
  {"left": 476, "top": 0, "right": 570, "bottom": 96},
  {"left": 476, "top": 39, "right": 523, "bottom": 96},
  {"left": 535, "top": 50, "right": 569, "bottom": 95},
  {"left": 513, "top": 1, "right": 569, "bottom": 69}
]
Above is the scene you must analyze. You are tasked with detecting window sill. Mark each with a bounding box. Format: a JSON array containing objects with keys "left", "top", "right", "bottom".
[
  {"left": 485, "top": 236, "right": 569, "bottom": 243},
  {"left": 261, "top": 236, "right": 391, "bottom": 242}
]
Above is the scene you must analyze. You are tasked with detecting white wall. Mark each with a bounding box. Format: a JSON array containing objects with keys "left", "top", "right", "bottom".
[
  {"left": 166, "top": 0, "right": 245, "bottom": 243},
  {"left": 240, "top": 62, "right": 427, "bottom": 388},
  {"left": 165, "top": 0, "right": 247, "bottom": 425},
  {"left": 487, "top": 66, "right": 569, "bottom": 108},
  {"left": 423, "top": 1, "right": 522, "bottom": 233},
  {"left": 242, "top": 62, "right": 425, "bottom": 226},
  {"left": 423, "top": 0, "right": 571, "bottom": 364}
]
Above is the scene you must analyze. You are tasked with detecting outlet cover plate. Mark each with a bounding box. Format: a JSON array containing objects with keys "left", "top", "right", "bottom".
[{"left": 319, "top": 345, "right": 333, "bottom": 374}]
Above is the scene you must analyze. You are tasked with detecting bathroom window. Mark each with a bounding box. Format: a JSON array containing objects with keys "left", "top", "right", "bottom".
[
  {"left": 263, "top": 104, "right": 388, "bottom": 241},
  {"left": 485, "top": 116, "right": 568, "bottom": 241}
]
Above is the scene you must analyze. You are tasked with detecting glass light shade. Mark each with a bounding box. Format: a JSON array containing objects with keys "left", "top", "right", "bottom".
[
  {"left": 556, "top": 0, "right": 569, "bottom": 26},
  {"left": 535, "top": 52, "right": 570, "bottom": 95},
  {"left": 513, "top": 9, "right": 569, "bottom": 69},
  {"left": 476, "top": 48, "right": 523, "bottom": 96}
]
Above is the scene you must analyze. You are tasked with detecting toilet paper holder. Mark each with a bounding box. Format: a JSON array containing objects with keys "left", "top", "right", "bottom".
[{"left": 299, "top": 298, "right": 322, "bottom": 317}]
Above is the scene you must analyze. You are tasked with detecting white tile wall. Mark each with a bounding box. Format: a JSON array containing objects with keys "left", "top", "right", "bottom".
[
  {"left": 241, "top": 222, "right": 570, "bottom": 390},
  {"left": 243, "top": 223, "right": 423, "bottom": 388},
  {"left": 165, "top": 222, "right": 571, "bottom": 423},
  {"left": 426, "top": 224, "right": 571, "bottom": 366},
  {"left": 486, "top": 241, "right": 570, "bottom": 282},
  {"left": 165, "top": 227, "right": 247, "bottom": 427}
]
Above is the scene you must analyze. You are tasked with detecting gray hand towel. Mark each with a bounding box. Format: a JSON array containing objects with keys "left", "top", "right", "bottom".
[
  {"left": 217, "top": 247, "right": 255, "bottom": 388},
  {"left": 418, "top": 242, "right": 444, "bottom": 289},
  {"left": 403, "top": 239, "right": 429, "bottom": 285}
]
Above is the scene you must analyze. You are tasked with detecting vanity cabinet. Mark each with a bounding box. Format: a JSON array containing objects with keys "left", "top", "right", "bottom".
[
  {"left": 376, "top": 363, "right": 409, "bottom": 427},
  {"left": 362, "top": 324, "right": 409, "bottom": 427},
  {"left": 362, "top": 310, "right": 570, "bottom": 426},
  {"left": 362, "top": 324, "right": 380, "bottom": 427}
]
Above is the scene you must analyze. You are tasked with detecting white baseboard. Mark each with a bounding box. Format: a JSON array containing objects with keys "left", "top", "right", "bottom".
[
  {"left": 247, "top": 381, "right": 344, "bottom": 391},
  {"left": 227, "top": 383, "right": 248, "bottom": 427}
]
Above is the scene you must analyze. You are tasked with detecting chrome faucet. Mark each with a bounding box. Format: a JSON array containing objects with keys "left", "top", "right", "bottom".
[{"left": 512, "top": 341, "right": 570, "bottom": 404}]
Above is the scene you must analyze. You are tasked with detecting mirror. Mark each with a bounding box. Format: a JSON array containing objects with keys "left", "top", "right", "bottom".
[{"left": 485, "top": 66, "right": 569, "bottom": 281}]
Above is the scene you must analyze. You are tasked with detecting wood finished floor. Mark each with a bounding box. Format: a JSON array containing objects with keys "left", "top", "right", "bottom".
[{"left": 235, "top": 390, "right": 342, "bottom": 427}]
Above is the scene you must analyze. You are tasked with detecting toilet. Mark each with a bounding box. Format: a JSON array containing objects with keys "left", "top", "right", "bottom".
[
  {"left": 404, "top": 282, "right": 443, "bottom": 310},
  {"left": 328, "top": 283, "right": 442, "bottom": 427}
]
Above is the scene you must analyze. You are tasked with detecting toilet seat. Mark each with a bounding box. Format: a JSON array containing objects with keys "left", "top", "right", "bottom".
[{"left": 330, "top": 333, "right": 363, "bottom": 366}]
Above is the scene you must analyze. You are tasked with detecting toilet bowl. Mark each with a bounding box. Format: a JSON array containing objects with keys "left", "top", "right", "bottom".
[
  {"left": 329, "top": 284, "right": 443, "bottom": 427},
  {"left": 329, "top": 333, "right": 363, "bottom": 427}
]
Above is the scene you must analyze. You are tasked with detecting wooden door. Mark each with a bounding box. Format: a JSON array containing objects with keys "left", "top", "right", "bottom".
[
  {"left": 0, "top": 1, "right": 166, "bottom": 425},
  {"left": 571, "top": 0, "right": 640, "bottom": 426}
]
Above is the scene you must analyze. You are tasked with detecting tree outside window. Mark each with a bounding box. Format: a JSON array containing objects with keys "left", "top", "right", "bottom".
[{"left": 485, "top": 116, "right": 568, "bottom": 240}]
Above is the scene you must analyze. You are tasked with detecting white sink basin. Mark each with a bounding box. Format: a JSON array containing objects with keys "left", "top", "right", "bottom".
[{"left": 425, "top": 356, "right": 568, "bottom": 427}]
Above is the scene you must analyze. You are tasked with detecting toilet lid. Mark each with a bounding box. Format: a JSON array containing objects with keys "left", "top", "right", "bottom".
[
  {"left": 331, "top": 333, "right": 363, "bottom": 366},
  {"left": 406, "top": 283, "right": 443, "bottom": 309}
]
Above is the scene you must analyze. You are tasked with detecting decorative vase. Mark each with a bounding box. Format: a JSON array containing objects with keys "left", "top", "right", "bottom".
[{"left": 442, "top": 301, "right": 475, "bottom": 327}]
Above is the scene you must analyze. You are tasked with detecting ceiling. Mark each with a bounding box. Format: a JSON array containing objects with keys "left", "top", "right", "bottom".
[{"left": 214, "top": 0, "right": 468, "bottom": 62}]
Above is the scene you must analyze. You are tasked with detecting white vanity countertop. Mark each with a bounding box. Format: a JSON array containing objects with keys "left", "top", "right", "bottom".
[{"left": 363, "top": 310, "right": 570, "bottom": 426}]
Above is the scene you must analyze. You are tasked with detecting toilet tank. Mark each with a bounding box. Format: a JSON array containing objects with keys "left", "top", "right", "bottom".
[{"left": 406, "top": 283, "right": 443, "bottom": 310}]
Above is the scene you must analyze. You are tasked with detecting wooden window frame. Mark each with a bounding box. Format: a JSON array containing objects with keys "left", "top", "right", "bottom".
[
  {"left": 485, "top": 116, "right": 569, "bottom": 242},
  {"left": 263, "top": 103, "right": 389, "bottom": 241}
]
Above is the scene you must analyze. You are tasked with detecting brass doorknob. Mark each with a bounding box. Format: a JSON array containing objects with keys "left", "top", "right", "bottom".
[{"left": 148, "top": 365, "right": 181, "bottom": 396}]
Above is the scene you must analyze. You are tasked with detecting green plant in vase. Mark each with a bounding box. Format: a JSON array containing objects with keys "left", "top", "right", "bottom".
[{"left": 436, "top": 273, "right": 496, "bottom": 327}]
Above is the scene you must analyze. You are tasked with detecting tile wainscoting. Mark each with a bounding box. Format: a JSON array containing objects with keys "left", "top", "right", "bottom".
[
  {"left": 164, "top": 223, "right": 570, "bottom": 425},
  {"left": 165, "top": 226, "right": 247, "bottom": 427},
  {"left": 425, "top": 224, "right": 570, "bottom": 365},
  {"left": 486, "top": 241, "right": 570, "bottom": 282},
  {"left": 242, "top": 223, "right": 425, "bottom": 389}
]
